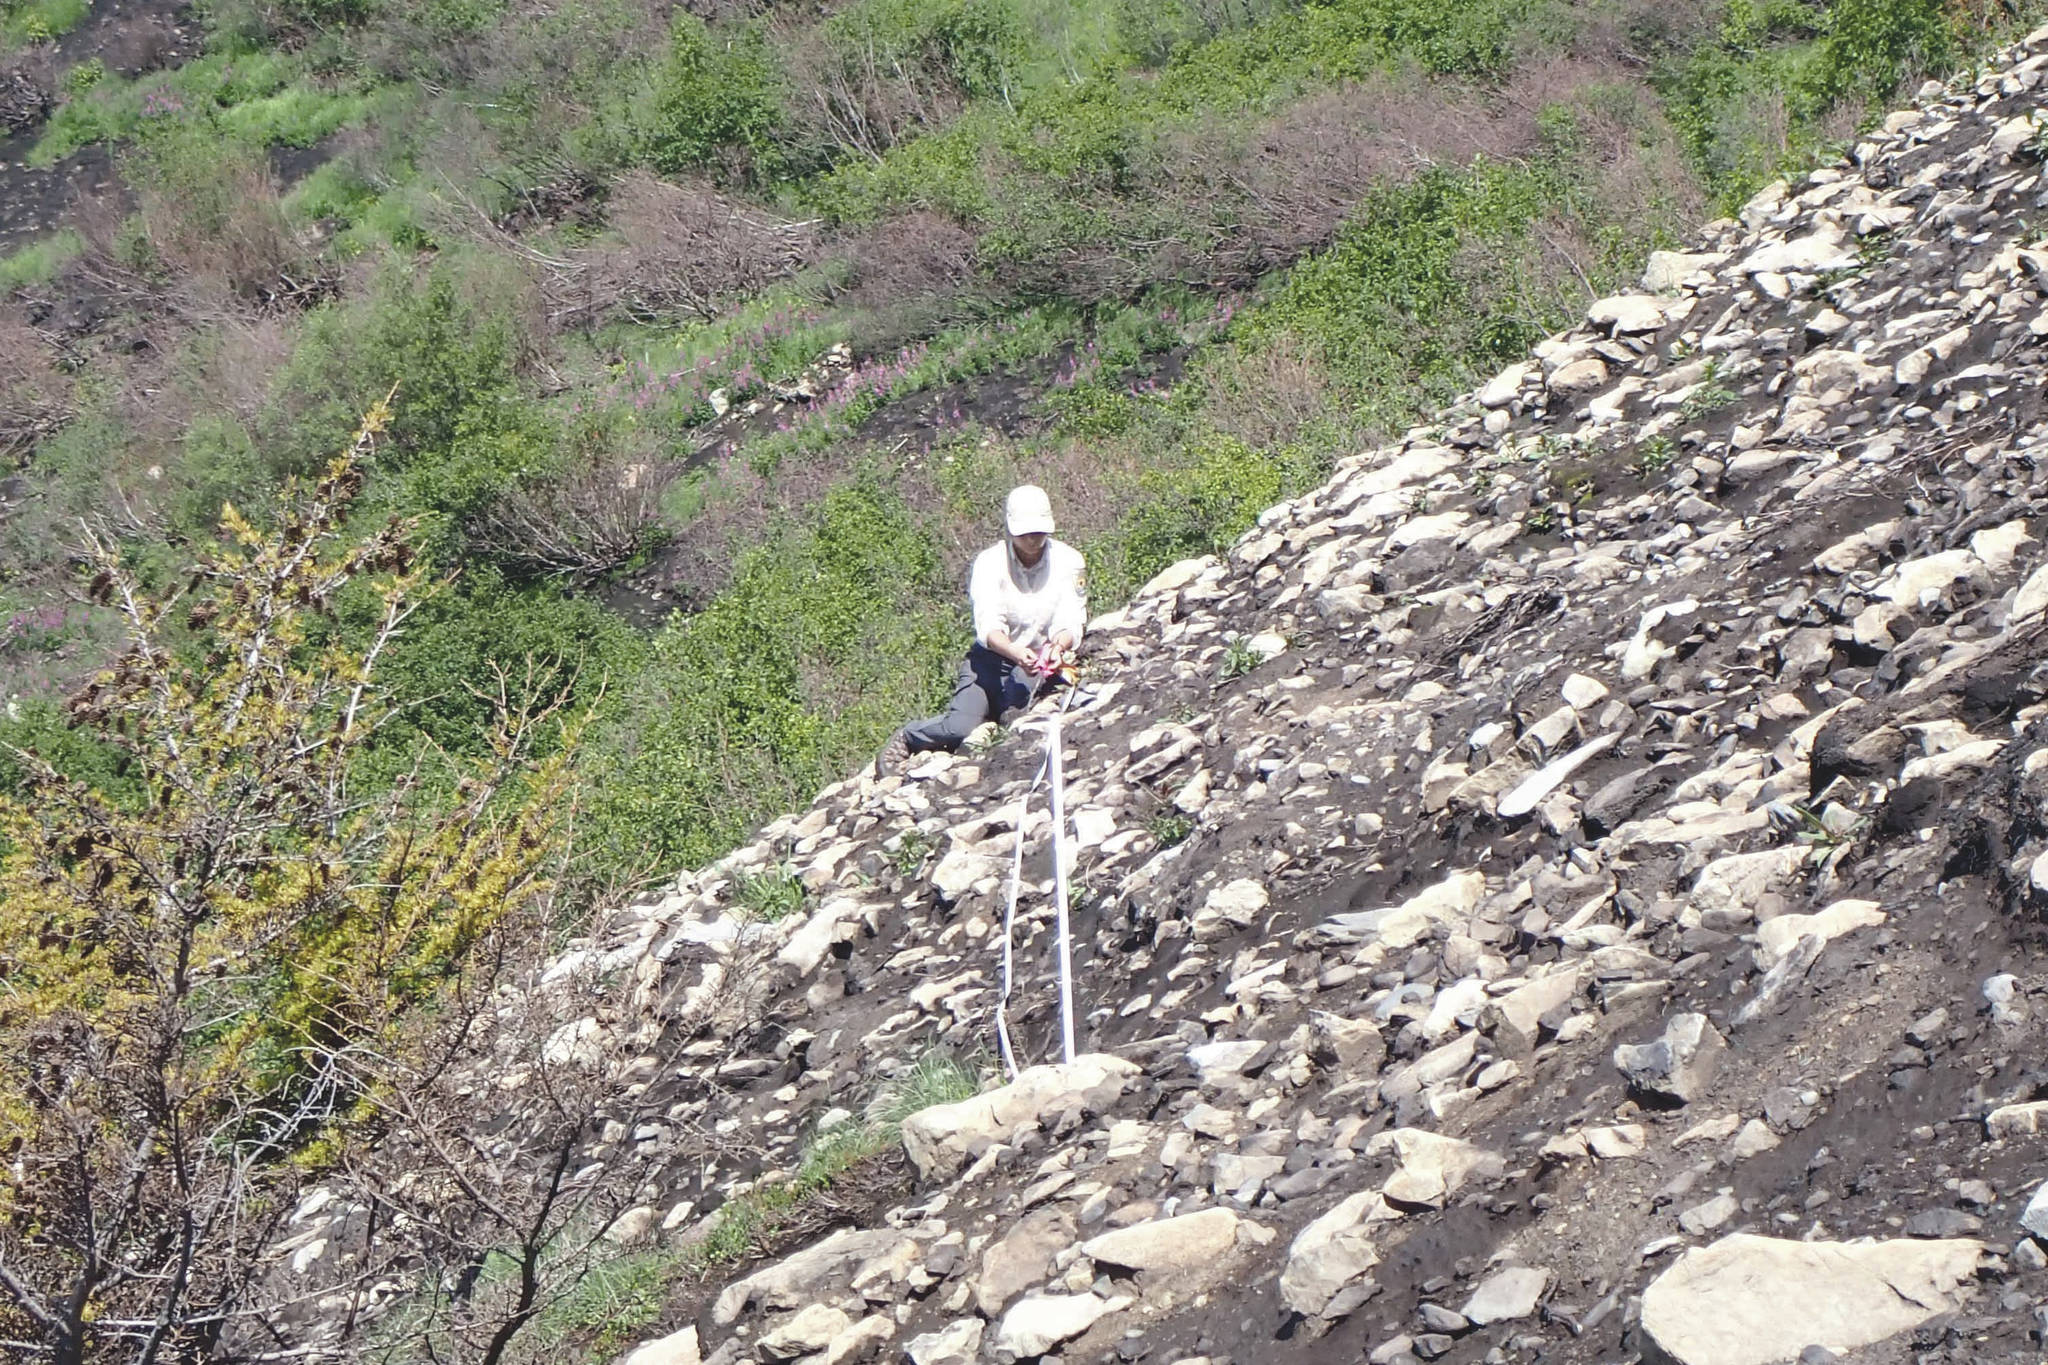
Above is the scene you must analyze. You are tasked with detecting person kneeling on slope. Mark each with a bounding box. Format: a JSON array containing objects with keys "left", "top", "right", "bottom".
[{"left": 876, "top": 484, "right": 1086, "bottom": 775}]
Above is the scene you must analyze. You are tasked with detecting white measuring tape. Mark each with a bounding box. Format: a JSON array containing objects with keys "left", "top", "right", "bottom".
[{"left": 994, "top": 680, "right": 1082, "bottom": 1079}]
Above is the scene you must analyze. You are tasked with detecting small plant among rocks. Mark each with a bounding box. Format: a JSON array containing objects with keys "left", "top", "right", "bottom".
[
  {"left": 681, "top": 1053, "right": 983, "bottom": 1270},
  {"left": 62, "top": 59, "right": 104, "bottom": 96},
  {"left": 733, "top": 864, "right": 806, "bottom": 920},
  {"left": 1148, "top": 810, "right": 1193, "bottom": 847},
  {"left": 888, "top": 827, "right": 936, "bottom": 876},
  {"left": 1679, "top": 360, "right": 1739, "bottom": 420},
  {"left": 1218, "top": 635, "right": 1264, "bottom": 681},
  {"left": 1772, "top": 800, "right": 1862, "bottom": 855},
  {"left": 1637, "top": 433, "right": 1678, "bottom": 474},
  {"left": 529, "top": 1247, "right": 679, "bottom": 1359}
]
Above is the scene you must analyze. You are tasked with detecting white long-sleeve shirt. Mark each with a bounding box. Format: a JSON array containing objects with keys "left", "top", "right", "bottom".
[{"left": 969, "top": 540, "right": 1087, "bottom": 653}]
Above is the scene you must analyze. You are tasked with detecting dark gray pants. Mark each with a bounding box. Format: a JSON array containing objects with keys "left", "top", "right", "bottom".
[{"left": 903, "top": 644, "right": 1049, "bottom": 753}]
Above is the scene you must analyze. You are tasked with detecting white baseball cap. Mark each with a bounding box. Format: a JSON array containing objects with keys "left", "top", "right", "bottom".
[{"left": 1005, "top": 484, "right": 1055, "bottom": 537}]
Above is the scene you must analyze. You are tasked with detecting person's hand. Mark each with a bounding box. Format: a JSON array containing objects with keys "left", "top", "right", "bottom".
[{"left": 1016, "top": 645, "right": 1040, "bottom": 672}]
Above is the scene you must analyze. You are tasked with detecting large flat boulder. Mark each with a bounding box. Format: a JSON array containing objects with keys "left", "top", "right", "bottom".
[
  {"left": 712, "top": 1228, "right": 917, "bottom": 1325},
  {"left": 1278, "top": 1190, "right": 1393, "bottom": 1318},
  {"left": 1640, "top": 1233, "right": 1983, "bottom": 1365},
  {"left": 1081, "top": 1207, "right": 1246, "bottom": 1274},
  {"left": 901, "top": 1054, "right": 1140, "bottom": 1179}
]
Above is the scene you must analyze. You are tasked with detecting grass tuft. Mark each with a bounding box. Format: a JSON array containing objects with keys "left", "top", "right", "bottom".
[
  {"left": 0, "top": 231, "right": 82, "bottom": 293},
  {"left": 732, "top": 864, "right": 806, "bottom": 921}
]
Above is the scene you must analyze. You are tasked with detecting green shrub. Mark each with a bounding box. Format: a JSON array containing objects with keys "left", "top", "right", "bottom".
[
  {"left": 1100, "top": 431, "right": 1299, "bottom": 599},
  {"left": 527, "top": 1249, "right": 677, "bottom": 1357},
  {"left": 1260, "top": 160, "right": 1563, "bottom": 413},
  {"left": 1678, "top": 360, "right": 1739, "bottom": 420},
  {"left": 349, "top": 567, "right": 645, "bottom": 772},
  {"left": 2, "top": 0, "right": 88, "bottom": 46},
  {"left": 888, "top": 827, "right": 936, "bottom": 876},
  {"left": 872, "top": 1051, "right": 982, "bottom": 1122},
  {"left": 0, "top": 697, "right": 137, "bottom": 807},
  {"left": 1807, "top": 0, "right": 1953, "bottom": 107},
  {"left": 733, "top": 864, "right": 806, "bottom": 920},
  {"left": 640, "top": 16, "right": 786, "bottom": 179},
  {"left": 1216, "top": 634, "right": 1262, "bottom": 681},
  {"left": 31, "top": 50, "right": 322, "bottom": 165},
  {"left": 0, "top": 230, "right": 82, "bottom": 292},
  {"left": 585, "top": 476, "right": 957, "bottom": 877},
  {"left": 62, "top": 57, "right": 104, "bottom": 94},
  {"left": 262, "top": 267, "right": 528, "bottom": 506},
  {"left": 1146, "top": 809, "right": 1193, "bottom": 846}
]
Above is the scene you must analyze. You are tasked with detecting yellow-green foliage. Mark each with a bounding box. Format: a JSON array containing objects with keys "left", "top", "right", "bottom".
[{"left": 0, "top": 400, "right": 581, "bottom": 1360}]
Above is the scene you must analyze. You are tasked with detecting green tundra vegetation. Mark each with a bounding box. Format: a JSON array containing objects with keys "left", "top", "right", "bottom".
[
  {"left": 0, "top": 0, "right": 2022, "bottom": 881},
  {"left": 0, "top": 0, "right": 2038, "bottom": 1356}
]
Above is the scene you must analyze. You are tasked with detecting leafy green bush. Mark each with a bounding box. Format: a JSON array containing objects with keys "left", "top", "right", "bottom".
[
  {"left": 0, "top": 698, "right": 136, "bottom": 806},
  {"left": 31, "top": 49, "right": 367, "bottom": 165},
  {"left": 585, "top": 476, "right": 957, "bottom": 877},
  {"left": 1216, "top": 634, "right": 1262, "bottom": 681},
  {"left": 1259, "top": 159, "right": 1563, "bottom": 414},
  {"left": 1807, "top": 0, "right": 1954, "bottom": 107},
  {"left": 640, "top": 16, "right": 786, "bottom": 179},
  {"left": 62, "top": 57, "right": 104, "bottom": 95},
  {"left": 349, "top": 567, "right": 645, "bottom": 772},
  {"left": 1146, "top": 809, "right": 1193, "bottom": 846},
  {"left": 260, "top": 267, "right": 535, "bottom": 529},
  {"left": 888, "top": 827, "right": 936, "bottom": 876},
  {"left": 0, "top": 230, "right": 82, "bottom": 292},
  {"left": 733, "top": 864, "right": 806, "bottom": 920},
  {"left": 2, "top": 0, "right": 88, "bottom": 47},
  {"left": 1097, "top": 431, "right": 1300, "bottom": 600}
]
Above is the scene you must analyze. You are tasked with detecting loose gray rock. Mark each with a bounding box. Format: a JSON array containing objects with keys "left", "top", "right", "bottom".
[
  {"left": 618, "top": 1326, "right": 701, "bottom": 1365},
  {"left": 1615, "top": 1014, "right": 1727, "bottom": 1106},
  {"left": 903, "top": 1320, "right": 983, "bottom": 1365},
  {"left": 1080, "top": 1207, "right": 1248, "bottom": 1274},
  {"left": 1639, "top": 1233, "right": 1983, "bottom": 1365},
  {"left": 990, "top": 1292, "right": 1129, "bottom": 1361},
  {"left": 900, "top": 1054, "right": 1139, "bottom": 1178},
  {"left": 1461, "top": 1266, "right": 1549, "bottom": 1325}
]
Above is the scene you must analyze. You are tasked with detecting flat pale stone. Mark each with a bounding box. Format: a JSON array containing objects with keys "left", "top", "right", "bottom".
[
  {"left": 1314, "top": 870, "right": 1487, "bottom": 948},
  {"left": 1367, "top": 1129, "right": 1503, "bottom": 1209},
  {"left": 1279, "top": 1190, "right": 1394, "bottom": 1317},
  {"left": 1640, "top": 1233, "right": 1981, "bottom": 1365},
  {"left": 759, "top": 1304, "right": 853, "bottom": 1358},
  {"left": 1479, "top": 364, "right": 1532, "bottom": 408},
  {"left": 1081, "top": 1207, "right": 1246, "bottom": 1273},
  {"left": 2011, "top": 563, "right": 2048, "bottom": 621},
  {"left": 1689, "top": 847, "right": 1810, "bottom": 926},
  {"left": 1642, "top": 251, "right": 1724, "bottom": 293},
  {"left": 1741, "top": 225, "right": 1857, "bottom": 276},
  {"left": 991, "top": 1293, "right": 1128, "bottom": 1358},
  {"left": 904, "top": 1320, "right": 982, "bottom": 1365},
  {"left": 1986, "top": 1101, "right": 2048, "bottom": 1139},
  {"left": 1752, "top": 900, "right": 1885, "bottom": 968},
  {"left": 1462, "top": 1266, "right": 1550, "bottom": 1325},
  {"left": 1589, "top": 294, "right": 1668, "bottom": 334},
  {"left": 1139, "top": 556, "right": 1218, "bottom": 599},
  {"left": 713, "top": 1229, "right": 918, "bottom": 1325},
  {"left": 901, "top": 1055, "right": 1137, "bottom": 1178},
  {"left": 1549, "top": 357, "right": 1610, "bottom": 398},
  {"left": 621, "top": 1326, "right": 701, "bottom": 1365},
  {"left": 1874, "top": 549, "right": 1981, "bottom": 606}
]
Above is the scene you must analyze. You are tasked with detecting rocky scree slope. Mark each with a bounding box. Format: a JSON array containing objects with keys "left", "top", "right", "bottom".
[{"left": 284, "top": 26, "right": 2048, "bottom": 1365}]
